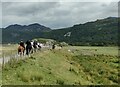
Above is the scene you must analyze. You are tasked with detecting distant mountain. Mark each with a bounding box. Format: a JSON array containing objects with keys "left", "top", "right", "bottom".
[
  {"left": 2, "top": 23, "right": 51, "bottom": 43},
  {"left": 2, "top": 17, "right": 119, "bottom": 46},
  {"left": 5, "top": 23, "right": 51, "bottom": 32}
]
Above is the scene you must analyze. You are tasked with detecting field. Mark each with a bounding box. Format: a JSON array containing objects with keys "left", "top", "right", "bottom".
[
  {"left": 0, "top": 44, "right": 17, "bottom": 58},
  {"left": 2, "top": 45, "right": 120, "bottom": 85}
]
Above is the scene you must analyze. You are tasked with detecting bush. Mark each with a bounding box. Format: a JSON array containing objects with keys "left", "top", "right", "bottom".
[{"left": 21, "top": 74, "right": 30, "bottom": 82}]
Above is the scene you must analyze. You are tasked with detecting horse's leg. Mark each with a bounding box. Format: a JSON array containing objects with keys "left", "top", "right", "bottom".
[
  {"left": 22, "top": 49, "right": 24, "bottom": 56},
  {"left": 33, "top": 47, "right": 35, "bottom": 53},
  {"left": 28, "top": 48, "right": 31, "bottom": 56},
  {"left": 26, "top": 48, "right": 28, "bottom": 55},
  {"left": 18, "top": 50, "right": 19, "bottom": 55},
  {"left": 36, "top": 47, "right": 37, "bottom": 52},
  {"left": 39, "top": 47, "right": 41, "bottom": 51},
  {"left": 38, "top": 45, "right": 41, "bottom": 51},
  {"left": 31, "top": 47, "right": 33, "bottom": 54},
  {"left": 23, "top": 48, "right": 25, "bottom": 56},
  {"left": 28, "top": 48, "right": 30, "bottom": 55},
  {"left": 34, "top": 47, "right": 36, "bottom": 52},
  {"left": 39, "top": 46, "right": 41, "bottom": 51},
  {"left": 36, "top": 46, "right": 37, "bottom": 52},
  {"left": 35, "top": 46, "right": 37, "bottom": 52},
  {"left": 28, "top": 49, "right": 29, "bottom": 55},
  {"left": 18, "top": 49, "right": 21, "bottom": 56},
  {"left": 33, "top": 46, "right": 36, "bottom": 52},
  {"left": 20, "top": 52, "right": 22, "bottom": 57},
  {"left": 30, "top": 47, "right": 32, "bottom": 54},
  {"left": 23, "top": 50, "right": 24, "bottom": 56}
]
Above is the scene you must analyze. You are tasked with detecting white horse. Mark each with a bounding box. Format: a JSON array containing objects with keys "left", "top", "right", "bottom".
[{"left": 37, "top": 42, "right": 42, "bottom": 51}]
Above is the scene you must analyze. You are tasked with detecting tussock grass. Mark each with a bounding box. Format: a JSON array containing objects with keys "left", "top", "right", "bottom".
[{"left": 18, "top": 71, "right": 43, "bottom": 82}]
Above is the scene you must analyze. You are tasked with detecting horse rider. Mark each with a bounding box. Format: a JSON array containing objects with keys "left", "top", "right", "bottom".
[
  {"left": 52, "top": 44, "right": 55, "bottom": 49},
  {"left": 19, "top": 40, "right": 25, "bottom": 49},
  {"left": 33, "top": 40, "right": 38, "bottom": 52}
]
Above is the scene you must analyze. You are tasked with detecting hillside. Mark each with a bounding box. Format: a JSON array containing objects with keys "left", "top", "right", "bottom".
[
  {"left": 45, "top": 17, "right": 118, "bottom": 46},
  {"left": 2, "top": 17, "right": 119, "bottom": 46},
  {"left": 2, "top": 23, "right": 51, "bottom": 43}
]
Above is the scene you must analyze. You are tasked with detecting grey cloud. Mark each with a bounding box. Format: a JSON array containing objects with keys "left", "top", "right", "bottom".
[
  {"left": 2, "top": 2, "right": 118, "bottom": 29},
  {"left": 3, "top": 2, "right": 59, "bottom": 16},
  {"left": 0, "top": 2, "right": 2, "bottom": 27}
]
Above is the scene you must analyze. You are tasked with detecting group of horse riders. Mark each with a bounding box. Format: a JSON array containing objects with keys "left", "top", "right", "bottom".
[{"left": 18, "top": 39, "right": 41, "bottom": 56}]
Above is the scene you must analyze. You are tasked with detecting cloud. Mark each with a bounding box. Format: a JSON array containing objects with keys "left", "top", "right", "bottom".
[
  {"left": 1, "top": 1, "right": 118, "bottom": 29},
  {"left": 1, "top": 0, "right": 119, "bottom": 2},
  {"left": 0, "top": 3, "right": 1, "bottom": 25}
]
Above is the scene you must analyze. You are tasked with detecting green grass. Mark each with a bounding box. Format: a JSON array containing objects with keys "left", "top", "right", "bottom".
[
  {"left": 72, "top": 55, "right": 119, "bottom": 84},
  {"left": 2, "top": 46, "right": 119, "bottom": 85},
  {"left": 64, "top": 46, "right": 118, "bottom": 56}
]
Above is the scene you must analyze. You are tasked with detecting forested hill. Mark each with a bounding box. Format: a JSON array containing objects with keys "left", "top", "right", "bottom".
[
  {"left": 2, "top": 23, "right": 51, "bottom": 43},
  {"left": 43, "top": 17, "right": 118, "bottom": 46},
  {"left": 2, "top": 17, "right": 119, "bottom": 46}
]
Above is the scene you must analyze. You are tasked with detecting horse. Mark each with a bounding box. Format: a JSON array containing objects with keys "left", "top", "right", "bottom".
[
  {"left": 30, "top": 41, "right": 34, "bottom": 53},
  {"left": 37, "top": 42, "right": 42, "bottom": 51},
  {"left": 26, "top": 40, "right": 32, "bottom": 55},
  {"left": 18, "top": 45, "right": 25, "bottom": 56}
]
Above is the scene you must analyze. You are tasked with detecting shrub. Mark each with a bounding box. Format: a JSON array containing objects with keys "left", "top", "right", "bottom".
[{"left": 20, "top": 74, "right": 30, "bottom": 82}]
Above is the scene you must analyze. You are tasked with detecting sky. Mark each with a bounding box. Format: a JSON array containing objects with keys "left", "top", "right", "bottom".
[{"left": 0, "top": 0, "right": 119, "bottom": 29}]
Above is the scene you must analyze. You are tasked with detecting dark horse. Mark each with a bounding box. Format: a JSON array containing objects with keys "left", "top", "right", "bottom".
[{"left": 26, "top": 40, "right": 32, "bottom": 55}]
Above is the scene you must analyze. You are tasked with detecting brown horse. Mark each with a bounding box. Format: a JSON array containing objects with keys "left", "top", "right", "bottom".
[{"left": 18, "top": 45, "right": 25, "bottom": 56}]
